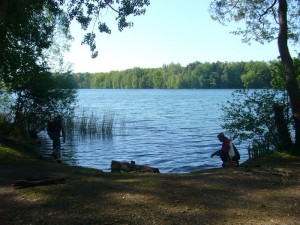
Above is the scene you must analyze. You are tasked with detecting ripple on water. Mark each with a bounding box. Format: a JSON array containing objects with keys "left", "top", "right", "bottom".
[{"left": 39, "top": 89, "right": 248, "bottom": 173}]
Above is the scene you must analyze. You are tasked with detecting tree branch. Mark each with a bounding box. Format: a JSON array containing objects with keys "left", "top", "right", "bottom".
[
  {"left": 259, "top": 0, "right": 278, "bottom": 23},
  {"left": 103, "top": 0, "right": 119, "bottom": 14}
]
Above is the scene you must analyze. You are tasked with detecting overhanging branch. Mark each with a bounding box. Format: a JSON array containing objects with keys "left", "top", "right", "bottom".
[
  {"left": 103, "top": 0, "right": 119, "bottom": 14},
  {"left": 259, "top": 0, "right": 278, "bottom": 23}
]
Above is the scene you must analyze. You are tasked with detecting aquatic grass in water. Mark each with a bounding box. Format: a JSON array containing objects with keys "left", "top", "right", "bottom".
[
  {"left": 101, "top": 111, "right": 115, "bottom": 137},
  {"left": 79, "top": 114, "right": 88, "bottom": 135},
  {"left": 65, "top": 110, "right": 120, "bottom": 140},
  {"left": 88, "top": 112, "right": 98, "bottom": 135}
]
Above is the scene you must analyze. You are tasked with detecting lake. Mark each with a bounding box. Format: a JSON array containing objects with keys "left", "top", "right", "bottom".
[{"left": 38, "top": 89, "right": 249, "bottom": 173}]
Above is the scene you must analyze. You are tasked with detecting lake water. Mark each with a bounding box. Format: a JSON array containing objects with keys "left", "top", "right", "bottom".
[{"left": 39, "top": 89, "right": 249, "bottom": 173}]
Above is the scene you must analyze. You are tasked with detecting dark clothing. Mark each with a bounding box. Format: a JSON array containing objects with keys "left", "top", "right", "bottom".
[
  {"left": 47, "top": 116, "right": 65, "bottom": 160},
  {"left": 231, "top": 144, "right": 240, "bottom": 166},
  {"left": 212, "top": 149, "right": 230, "bottom": 163},
  {"left": 219, "top": 151, "right": 230, "bottom": 163},
  {"left": 212, "top": 137, "right": 231, "bottom": 163},
  {"left": 51, "top": 132, "right": 62, "bottom": 159},
  {"left": 211, "top": 135, "right": 239, "bottom": 167}
]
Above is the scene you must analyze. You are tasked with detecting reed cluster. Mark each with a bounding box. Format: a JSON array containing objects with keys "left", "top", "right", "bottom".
[
  {"left": 64, "top": 111, "right": 122, "bottom": 139},
  {"left": 247, "top": 137, "right": 272, "bottom": 159}
]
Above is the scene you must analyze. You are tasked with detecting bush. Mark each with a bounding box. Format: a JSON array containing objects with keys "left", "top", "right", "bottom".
[{"left": 220, "top": 89, "right": 291, "bottom": 158}]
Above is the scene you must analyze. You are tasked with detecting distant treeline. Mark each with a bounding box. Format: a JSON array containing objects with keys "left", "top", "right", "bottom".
[{"left": 69, "top": 59, "right": 300, "bottom": 89}]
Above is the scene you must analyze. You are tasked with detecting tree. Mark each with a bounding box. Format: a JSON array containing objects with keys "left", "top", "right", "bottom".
[
  {"left": 0, "top": 1, "right": 73, "bottom": 137},
  {"left": 222, "top": 62, "right": 245, "bottom": 88},
  {"left": 0, "top": 0, "right": 150, "bottom": 57},
  {"left": 241, "top": 61, "right": 272, "bottom": 88},
  {"left": 210, "top": 0, "right": 300, "bottom": 148},
  {"left": 0, "top": 0, "right": 150, "bottom": 137},
  {"left": 221, "top": 89, "right": 289, "bottom": 158}
]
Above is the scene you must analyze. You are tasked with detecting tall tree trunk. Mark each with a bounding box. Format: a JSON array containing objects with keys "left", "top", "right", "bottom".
[
  {"left": 0, "top": 0, "right": 24, "bottom": 24},
  {"left": 273, "top": 103, "right": 293, "bottom": 149},
  {"left": 277, "top": 0, "right": 300, "bottom": 149},
  {"left": 0, "top": 0, "right": 8, "bottom": 24}
]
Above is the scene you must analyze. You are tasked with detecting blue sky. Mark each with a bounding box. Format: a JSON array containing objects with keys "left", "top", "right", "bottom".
[{"left": 64, "top": 0, "right": 298, "bottom": 73}]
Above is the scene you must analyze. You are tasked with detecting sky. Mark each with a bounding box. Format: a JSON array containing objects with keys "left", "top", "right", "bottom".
[{"left": 63, "top": 0, "right": 298, "bottom": 73}]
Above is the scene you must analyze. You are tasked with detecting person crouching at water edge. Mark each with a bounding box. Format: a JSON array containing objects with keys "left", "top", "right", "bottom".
[
  {"left": 47, "top": 115, "right": 66, "bottom": 162},
  {"left": 211, "top": 132, "right": 240, "bottom": 167}
]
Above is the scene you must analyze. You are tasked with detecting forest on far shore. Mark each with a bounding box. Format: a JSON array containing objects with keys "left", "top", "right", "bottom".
[{"left": 68, "top": 59, "right": 300, "bottom": 89}]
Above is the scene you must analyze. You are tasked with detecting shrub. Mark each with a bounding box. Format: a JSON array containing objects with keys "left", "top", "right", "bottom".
[{"left": 220, "top": 89, "right": 291, "bottom": 158}]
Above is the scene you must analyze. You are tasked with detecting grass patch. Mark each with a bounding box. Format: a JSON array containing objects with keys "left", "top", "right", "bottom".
[
  {"left": 0, "top": 144, "right": 26, "bottom": 158},
  {"left": 0, "top": 140, "right": 39, "bottom": 166},
  {"left": 243, "top": 150, "right": 300, "bottom": 168}
]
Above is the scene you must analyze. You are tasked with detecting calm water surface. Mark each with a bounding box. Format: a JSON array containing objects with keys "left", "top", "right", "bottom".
[{"left": 39, "top": 89, "right": 248, "bottom": 173}]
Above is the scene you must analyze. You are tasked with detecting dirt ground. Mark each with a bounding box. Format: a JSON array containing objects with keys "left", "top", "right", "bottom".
[{"left": 0, "top": 142, "right": 299, "bottom": 225}]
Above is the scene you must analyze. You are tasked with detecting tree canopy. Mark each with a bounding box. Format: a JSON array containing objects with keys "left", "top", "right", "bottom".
[
  {"left": 0, "top": 0, "right": 150, "bottom": 137},
  {"left": 209, "top": 0, "right": 300, "bottom": 45},
  {"left": 70, "top": 60, "right": 295, "bottom": 89},
  {"left": 210, "top": 0, "right": 300, "bottom": 149}
]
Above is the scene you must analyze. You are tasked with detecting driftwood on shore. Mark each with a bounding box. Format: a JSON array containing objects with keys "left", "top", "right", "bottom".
[
  {"left": 12, "top": 177, "right": 66, "bottom": 189},
  {"left": 111, "top": 160, "right": 160, "bottom": 173}
]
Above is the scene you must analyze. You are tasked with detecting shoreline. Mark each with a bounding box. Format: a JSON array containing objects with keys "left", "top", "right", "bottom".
[{"left": 1, "top": 139, "right": 299, "bottom": 225}]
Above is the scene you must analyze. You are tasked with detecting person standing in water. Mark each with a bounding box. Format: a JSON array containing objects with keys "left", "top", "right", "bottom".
[{"left": 47, "top": 115, "right": 66, "bottom": 162}]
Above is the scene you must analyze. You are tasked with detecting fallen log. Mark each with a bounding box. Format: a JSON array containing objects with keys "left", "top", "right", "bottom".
[
  {"left": 12, "top": 177, "right": 66, "bottom": 189},
  {"left": 111, "top": 160, "right": 160, "bottom": 173}
]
